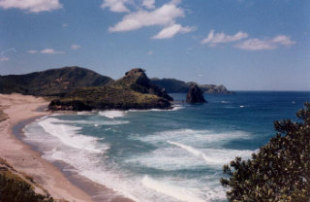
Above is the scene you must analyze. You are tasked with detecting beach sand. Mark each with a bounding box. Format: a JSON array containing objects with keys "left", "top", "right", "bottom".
[{"left": 0, "top": 94, "right": 133, "bottom": 202}]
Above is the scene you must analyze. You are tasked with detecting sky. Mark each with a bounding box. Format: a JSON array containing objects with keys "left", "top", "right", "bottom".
[{"left": 0, "top": 0, "right": 309, "bottom": 91}]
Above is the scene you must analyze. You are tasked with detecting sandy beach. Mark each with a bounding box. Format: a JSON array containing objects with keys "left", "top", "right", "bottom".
[{"left": 0, "top": 93, "right": 93, "bottom": 201}]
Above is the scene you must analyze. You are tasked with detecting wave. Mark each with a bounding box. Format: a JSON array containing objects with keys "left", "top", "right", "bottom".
[
  {"left": 167, "top": 141, "right": 214, "bottom": 164},
  {"left": 126, "top": 145, "right": 254, "bottom": 170},
  {"left": 168, "top": 141, "right": 254, "bottom": 165},
  {"left": 98, "top": 110, "right": 127, "bottom": 119},
  {"left": 142, "top": 176, "right": 206, "bottom": 202},
  {"left": 127, "top": 129, "right": 254, "bottom": 170},
  {"left": 60, "top": 119, "right": 129, "bottom": 126},
  {"left": 132, "top": 129, "right": 250, "bottom": 147},
  {"left": 128, "top": 105, "right": 184, "bottom": 113},
  {"left": 37, "top": 117, "right": 106, "bottom": 153}
]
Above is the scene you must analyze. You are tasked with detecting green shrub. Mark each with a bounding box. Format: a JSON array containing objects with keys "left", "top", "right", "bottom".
[
  {"left": 221, "top": 103, "right": 310, "bottom": 201},
  {"left": 0, "top": 171, "right": 54, "bottom": 202}
]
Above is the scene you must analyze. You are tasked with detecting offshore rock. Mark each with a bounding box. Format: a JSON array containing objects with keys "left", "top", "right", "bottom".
[{"left": 186, "top": 84, "right": 207, "bottom": 104}]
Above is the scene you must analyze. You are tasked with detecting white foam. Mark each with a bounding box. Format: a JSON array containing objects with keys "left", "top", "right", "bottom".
[
  {"left": 99, "top": 110, "right": 127, "bottom": 119},
  {"left": 240, "top": 105, "right": 245, "bottom": 108},
  {"left": 38, "top": 117, "right": 106, "bottom": 153},
  {"left": 220, "top": 101, "right": 230, "bottom": 104},
  {"left": 142, "top": 176, "right": 205, "bottom": 202},
  {"left": 61, "top": 119, "right": 129, "bottom": 126},
  {"left": 167, "top": 141, "right": 215, "bottom": 164},
  {"left": 126, "top": 144, "right": 254, "bottom": 170},
  {"left": 128, "top": 105, "right": 184, "bottom": 113},
  {"left": 132, "top": 129, "right": 250, "bottom": 147}
]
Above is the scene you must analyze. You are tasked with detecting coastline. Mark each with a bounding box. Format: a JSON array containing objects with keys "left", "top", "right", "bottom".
[{"left": 0, "top": 94, "right": 133, "bottom": 202}]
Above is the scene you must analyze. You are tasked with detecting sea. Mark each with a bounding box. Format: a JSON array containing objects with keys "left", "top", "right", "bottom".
[{"left": 23, "top": 91, "right": 310, "bottom": 202}]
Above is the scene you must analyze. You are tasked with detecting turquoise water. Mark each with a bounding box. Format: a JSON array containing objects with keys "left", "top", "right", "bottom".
[{"left": 24, "top": 92, "right": 310, "bottom": 202}]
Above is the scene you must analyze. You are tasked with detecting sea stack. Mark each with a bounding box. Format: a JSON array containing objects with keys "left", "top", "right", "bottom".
[{"left": 186, "top": 84, "right": 207, "bottom": 104}]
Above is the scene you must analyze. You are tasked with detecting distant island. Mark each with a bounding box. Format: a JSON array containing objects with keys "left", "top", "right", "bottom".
[
  {"left": 151, "top": 78, "right": 231, "bottom": 94},
  {"left": 0, "top": 66, "right": 230, "bottom": 111}
]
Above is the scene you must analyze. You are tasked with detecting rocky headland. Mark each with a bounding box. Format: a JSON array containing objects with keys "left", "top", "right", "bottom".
[{"left": 49, "top": 68, "right": 173, "bottom": 111}]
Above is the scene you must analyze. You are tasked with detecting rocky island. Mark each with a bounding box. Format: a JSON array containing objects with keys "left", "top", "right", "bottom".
[
  {"left": 186, "top": 84, "right": 207, "bottom": 104},
  {"left": 49, "top": 68, "right": 173, "bottom": 111}
]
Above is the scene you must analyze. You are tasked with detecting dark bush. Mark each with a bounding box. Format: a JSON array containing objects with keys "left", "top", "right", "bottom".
[{"left": 221, "top": 103, "right": 310, "bottom": 201}]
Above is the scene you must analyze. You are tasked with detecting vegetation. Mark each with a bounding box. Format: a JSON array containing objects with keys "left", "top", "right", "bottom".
[
  {"left": 0, "top": 66, "right": 113, "bottom": 96},
  {"left": 151, "top": 78, "right": 231, "bottom": 94},
  {"left": 0, "top": 158, "right": 55, "bottom": 202},
  {"left": 221, "top": 103, "right": 310, "bottom": 201},
  {"left": 49, "top": 68, "right": 172, "bottom": 110}
]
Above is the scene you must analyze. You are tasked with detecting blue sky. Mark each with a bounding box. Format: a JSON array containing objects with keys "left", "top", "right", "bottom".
[{"left": 0, "top": 0, "right": 309, "bottom": 90}]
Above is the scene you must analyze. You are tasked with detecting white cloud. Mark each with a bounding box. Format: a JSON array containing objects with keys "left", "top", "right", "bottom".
[
  {"left": 152, "top": 24, "right": 194, "bottom": 39},
  {"left": 235, "top": 35, "right": 295, "bottom": 51},
  {"left": 235, "top": 38, "right": 276, "bottom": 50},
  {"left": 0, "top": 0, "right": 62, "bottom": 13},
  {"left": 109, "top": 3, "right": 184, "bottom": 32},
  {"left": 201, "top": 30, "right": 248, "bottom": 46},
  {"left": 143, "top": 0, "right": 155, "bottom": 9},
  {"left": 104, "top": 0, "right": 192, "bottom": 39},
  {"left": 101, "top": 0, "right": 130, "bottom": 13},
  {"left": 272, "top": 35, "right": 295, "bottom": 46},
  {"left": 27, "top": 50, "right": 38, "bottom": 54},
  {"left": 40, "top": 48, "right": 64, "bottom": 54},
  {"left": 71, "top": 44, "right": 81, "bottom": 50},
  {"left": 0, "top": 57, "right": 9, "bottom": 62}
]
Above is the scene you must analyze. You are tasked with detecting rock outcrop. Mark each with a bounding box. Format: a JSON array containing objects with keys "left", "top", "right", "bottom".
[
  {"left": 49, "top": 68, "right": 172, "bottom": 111},
  {"left": 186, "top": 84, "right": 207, "bottom": 104}
]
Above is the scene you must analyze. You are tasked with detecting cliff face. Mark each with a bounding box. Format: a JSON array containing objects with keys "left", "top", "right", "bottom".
[
  {"left": 49, "top": 68, "right": 172, "bottom": 111},
  {"left": 0, "top": 66, "right": 113, "bottom": 97},
  {"left": 186, "top": 84, "right": 207, "bottom": 104},
  {"left": 151, "top": 78, "right": 231, "bottom": 94}
]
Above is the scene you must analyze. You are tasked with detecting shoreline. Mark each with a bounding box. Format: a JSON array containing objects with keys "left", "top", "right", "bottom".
[{"left": 0, "top": 94, "right": 133, "bottom": 202}]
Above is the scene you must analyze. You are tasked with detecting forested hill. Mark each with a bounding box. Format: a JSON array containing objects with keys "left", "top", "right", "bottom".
[{"left": 0, "top": 66, "right": 113, "bottom": 97}]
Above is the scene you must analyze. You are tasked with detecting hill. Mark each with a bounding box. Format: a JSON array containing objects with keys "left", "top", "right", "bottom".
[
  {"left": 151, "top": 78, "right": 231, "bottom": 94},
  {"left": 49, "top": 68, "right": 172, "bottom": 111},
  {"left": 0, "top": 66, "right": 113, "bottom": 97}
]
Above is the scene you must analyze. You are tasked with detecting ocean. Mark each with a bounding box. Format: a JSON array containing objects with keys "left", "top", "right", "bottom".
[{"left": 23, "top": 92, "right": 310, "bottom": 202}]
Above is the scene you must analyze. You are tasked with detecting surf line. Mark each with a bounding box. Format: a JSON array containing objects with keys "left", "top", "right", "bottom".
[{"left": 167, "top": 141, "right": 214, "bottom": 164}]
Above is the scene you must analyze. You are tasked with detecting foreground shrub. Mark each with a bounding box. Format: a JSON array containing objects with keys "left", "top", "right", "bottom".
[{"left": 221, "top": 103, "right": 310, "bottom": 201}]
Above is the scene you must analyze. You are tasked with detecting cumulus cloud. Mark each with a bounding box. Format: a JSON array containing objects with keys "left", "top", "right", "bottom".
[
  {"left": 71, "top": 44, "right": 81, "bottom": 50},
  {"left": 40, "top": 48, "right": 65, "bottom": 54},
  {"left": 235, "top": 35, "right": 295, "bottom": 50},
  {"left": 201, "top": 30, "right": 248, "bottom": 46},
  {"left": 104, "top": 0, "right": 192, "bottom": 39},
  {"left": 142, "top": 0, "right": 155, "bottom": 9},
  {"left": 152, "top": 24, "right": 194, "bottom": 39},
  {"left": 101, "top": 0, "right": 130, "bottom": 13},
  {"left": 0, "top": 0, "right": 62, "bottom": 13},
  {"left": 271, "top": 35, "right": 296, "bottom": 46},
  {"left": 109, "top": 3, "right": 184, "bottom": 32}
]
